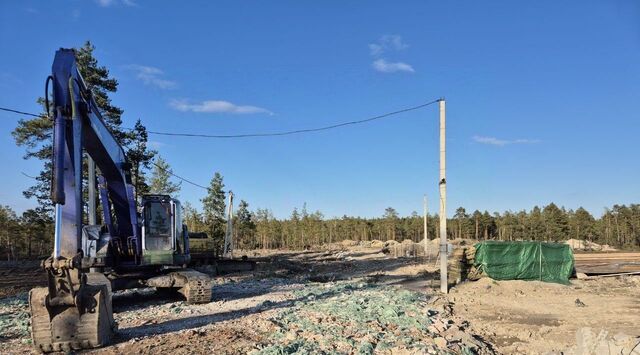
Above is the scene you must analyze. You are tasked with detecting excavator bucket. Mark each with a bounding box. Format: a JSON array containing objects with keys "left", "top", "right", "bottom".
[{"left": 29, "top": 273, "right": 115, "bottom": 353}]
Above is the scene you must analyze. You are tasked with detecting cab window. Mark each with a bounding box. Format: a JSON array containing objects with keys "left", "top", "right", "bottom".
[{"left": 144, "top": 201, "right": 173, "bottom": 251}]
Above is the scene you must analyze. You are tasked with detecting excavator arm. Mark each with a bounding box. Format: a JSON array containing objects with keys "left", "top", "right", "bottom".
[
  {"left": 30, "top": 48, "right": 138, "bottom": 352},
  {"left": 50, "top": 48, "right": 138, "bottom": 260}
]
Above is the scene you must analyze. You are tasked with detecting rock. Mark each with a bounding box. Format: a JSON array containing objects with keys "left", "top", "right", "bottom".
[
  {"left": 432, "top": 319, "right": 449, "bottom": 332},
  {"left": 434, "top": 337, "right": 448, "bottom": 349},
  {"left": 189, "top": 329, "right": 205, "bottom": 336}
]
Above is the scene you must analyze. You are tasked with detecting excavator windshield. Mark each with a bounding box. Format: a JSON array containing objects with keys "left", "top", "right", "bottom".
[{"left": 143, "top": 200, "right": 174, "bottom": 251}]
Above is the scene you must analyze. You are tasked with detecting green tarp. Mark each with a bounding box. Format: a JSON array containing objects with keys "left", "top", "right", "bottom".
[{"left": 474, "top": 241, "right": 574, "bottom": 284}]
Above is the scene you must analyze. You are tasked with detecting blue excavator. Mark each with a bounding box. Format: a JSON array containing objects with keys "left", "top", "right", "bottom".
[{"left": 29, "top": 49, "right": 213, "bottom": 352}]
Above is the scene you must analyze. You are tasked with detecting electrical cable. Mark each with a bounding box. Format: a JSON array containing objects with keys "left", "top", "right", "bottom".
[
  {"left": 151, "top": 161, "right": 208, "bottom": 190},
  {"left": 1, "top": 98, "right": 442, "bottom": 138},
  {"left": 143, "top": 99, "right": 441, "bottom": 138},
  {"left": 2, "top": 98, "right": 442, "bottom": 190},
  {"left": 0, "top": 107, "right": 44, "bottom": 118}
]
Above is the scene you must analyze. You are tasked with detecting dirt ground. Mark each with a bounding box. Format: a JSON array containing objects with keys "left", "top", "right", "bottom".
[
  {"left": 0, "top": 260, "right": 46, "bottom": 298},
  {"left": 0, "top": 246, "right": 638, "bottom": 354},
  {"left": 449, "top": 276, "right": 640, "bottom": 354}
]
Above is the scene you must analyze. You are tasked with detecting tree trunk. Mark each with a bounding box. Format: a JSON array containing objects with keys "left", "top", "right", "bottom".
[{"left": 475, "top": 217, "right": 479, "bottom": 240}]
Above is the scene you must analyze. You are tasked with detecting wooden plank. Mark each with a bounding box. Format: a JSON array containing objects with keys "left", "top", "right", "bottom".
[{"left": 574, "top": 252, "right": 640, "bottom": 275}]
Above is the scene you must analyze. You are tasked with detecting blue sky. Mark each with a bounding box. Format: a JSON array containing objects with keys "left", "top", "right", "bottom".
[{"left": 1, "top": 1, "right": 639, "bottom": 218}]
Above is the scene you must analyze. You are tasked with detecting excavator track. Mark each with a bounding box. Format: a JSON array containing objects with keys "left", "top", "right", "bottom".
[
  {"left": 175, "top": 270, "right": 213, "bottom": 304},
  {"left": 29, "top": 273, "right": 115, "bottom": 353}
]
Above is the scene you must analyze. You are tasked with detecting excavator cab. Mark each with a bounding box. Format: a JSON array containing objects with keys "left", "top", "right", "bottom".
[{"left": 140, "top": 194, "right": 190, "bottom": 265}]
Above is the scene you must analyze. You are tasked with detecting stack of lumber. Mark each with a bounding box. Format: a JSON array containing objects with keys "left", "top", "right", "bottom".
[{"left": 448, "top": 246, "right": 481, "bottom": 284}]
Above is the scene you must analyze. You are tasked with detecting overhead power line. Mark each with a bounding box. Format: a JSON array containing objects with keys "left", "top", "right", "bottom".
[
  {"left": 143, "top": 99, "right": 442, "bottom": 138},
  {"left": 151, "top": 161, "right": 208, "bottom": 190},
  {"left": 21, "top": 172, "right": 39, "bottom": 179},
  {"left": 3, "top": 98, "right": 442, "bottom": 190},
  {"left": 0, "top": 107, "right": 45, "bottom": 118},
  {"left": 1, "top": 98, "right": 442, "bottom": 139}
]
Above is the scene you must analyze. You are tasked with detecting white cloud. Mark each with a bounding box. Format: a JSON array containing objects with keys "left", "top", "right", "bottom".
[
  {"left": 473, "top": 136, "right": 540, "bottom": 146},
  {"left": 96, "top": 0, "right": 115, "bottom": 6},
  {"left": 126, "top": 65, "right": 176, "bottom": 89},
  {"left": 169, "top": 99, "right": 272, "bottom": 115},
  {"left": 369, "top": 44, "right": 383, "bottom": 57},
  {"left": 95, "top": 0, "right": 136, "bottom": 7},
  {"left": 369, "top": 35, "right": 414, "bottom": 73},
  {"left": 372, "top": 59, "right": 415, "bottom": 73},
  {"left": 369, "top": 35, "right": 408, "bottom": 56}
]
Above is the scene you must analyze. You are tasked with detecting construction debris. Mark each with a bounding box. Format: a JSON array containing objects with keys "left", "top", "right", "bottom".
[
  {"left": 254, "top": 280, "right": 494, "bottom": 354},
  {"left": 0, "top": 293, "right": 30, "bottom": 342}
]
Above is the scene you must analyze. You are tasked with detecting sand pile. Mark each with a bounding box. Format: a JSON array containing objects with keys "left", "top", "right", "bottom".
[
  {"left": 565, "top": 239, "right": 617, "bottom": 252},
  {"left": 339, "top": 239, "right": 358, "bottom": 247}
]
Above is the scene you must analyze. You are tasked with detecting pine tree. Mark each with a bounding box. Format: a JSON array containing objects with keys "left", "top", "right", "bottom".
[
  {"left": 542, "top": 203, "right": 569, "bottom": 241},
  {"left": 127, "top": 119, "right": 156, "bottom": 201},
  {"left": 481, "top": 211, "right": 496, "bottom": 240},
  {"left": 454, "top": 207, "right": 470, "bottom": 239},
  {"left": 0, "top": 206, "right": 19, "bottom": 260},
  {"left": 235, "top": 200, "right": 256, "bottom": 249},
  {"left": 255, "top": 208, "right": 275, "bottom": 249},
  {"left": 570, "top": 207, "right": 596, "bottom": 241},
  {"left": 183, "top": 202, "right": 205, "bottom": 233},
  {"left": 290, "top": 207, "right": 300, "bottom": 248},
  {"left": 201, "top": 172, "right": 226, "bottom": 252},
  {"left": 20, "top": 209, "right": 52, "bottom": 258},
  {"left": 383, "top": 207, "right": 399, "bottom": 240},
  {"left": 149, "top": 155, "right": 181, "bottom": 195}
]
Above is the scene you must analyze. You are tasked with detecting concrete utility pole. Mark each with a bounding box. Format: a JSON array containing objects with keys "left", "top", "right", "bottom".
[
  {"left": 223, "top": 191, "right": 234, "bottom": 259},
  {"left": 423, "top": 195, "right": 428, "bottom": 260},
  {"left": 439, "top": 98, "right": 448, "bottom": 294}
]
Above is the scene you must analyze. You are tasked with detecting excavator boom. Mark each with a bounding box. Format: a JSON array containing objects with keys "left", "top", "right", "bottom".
[{"left": 29, "top": 48, "right": 212, "bottom": 353}]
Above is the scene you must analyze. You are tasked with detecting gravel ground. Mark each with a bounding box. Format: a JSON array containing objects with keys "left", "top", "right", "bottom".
[{"left": 1, "top": 246, "right": 638, "bottom": 354}]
